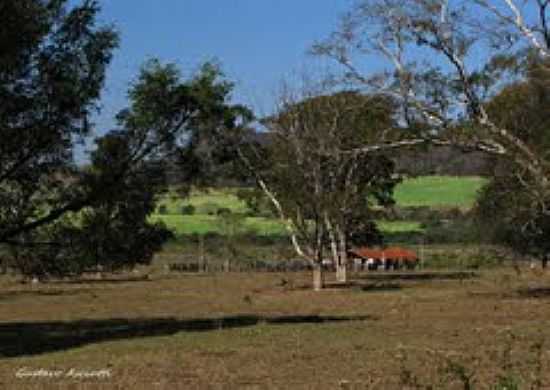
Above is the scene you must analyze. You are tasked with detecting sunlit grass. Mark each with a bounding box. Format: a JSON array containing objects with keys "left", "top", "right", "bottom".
[
  {"left": 151, "top": 214, "right": 423, "bottom": 236},
  {"left": 393, "top": 175, "right": 486, "bottom": 208},
  {"left": 151, "top": 176, "right": 483, "bottom": 237}
]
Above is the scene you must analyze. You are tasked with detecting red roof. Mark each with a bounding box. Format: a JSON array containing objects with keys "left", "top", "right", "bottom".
[
  {"left": 383, "top": 247, "right": 418, "bottom": 260},
  {"left": 350, "top": 246, "right": 418, "bottom": 261},
  {"left": 350, "top": 248, "right": 384, "bottom": 259}
]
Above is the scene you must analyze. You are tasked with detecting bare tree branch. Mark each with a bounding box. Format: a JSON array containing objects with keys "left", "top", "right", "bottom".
[{"left": 502, "top": 0, "right": 549, "bottom": 57}]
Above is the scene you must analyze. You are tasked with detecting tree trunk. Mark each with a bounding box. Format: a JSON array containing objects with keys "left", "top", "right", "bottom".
[
  {"left": 313, "top": 262, "right": 324, "bottom": 291},
  {"left": 336, "top": 227, "right": 347, "bottom": 283},
  {"left": 324, "top": 212, "right": 342, "bottom": 281},
  {"left": 336, "top": 262, "right": 346, "bottom": 283},
  {"left": 199, "top": 235, "right": 206, "bottom": 272}
]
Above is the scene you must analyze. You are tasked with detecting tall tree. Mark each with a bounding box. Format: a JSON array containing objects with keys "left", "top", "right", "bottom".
[
  {"left": 0, "top": 0, "right": 252, "bottom": 276},
  {"left": 314, "top": 0, "right": 550, "bottom": 263},
  {"left": 313, "top": 1, "right": 549, "bottom": 202},
  {"left": 0, "top": 0, "right": 118, "bottom": 245},
  {"left": 257, "top": 87, "right": 399, "bottom": 288},
  {"left": 475, "top": 59, "right": 550, "bottom": 261}
]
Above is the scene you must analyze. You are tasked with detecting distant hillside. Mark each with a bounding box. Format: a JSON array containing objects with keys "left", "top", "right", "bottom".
[
  {"left": 393, "top": 146, "right": 495, "bottom": 177},
  {"left": 164, "top": 132, "right": 497, "bottom": 187},
  {"left": 250, "top": 132, "right": 496, "bottom": 177}
]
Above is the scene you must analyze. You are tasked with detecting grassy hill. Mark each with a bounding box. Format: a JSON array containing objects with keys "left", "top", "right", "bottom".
[
  {"left": 393, "top": 176, "right": 486, "bottom": 208},
  {"left": 152, "top": 176, "right": 486, "bottom": 236},
  {"left": 151, "top": 214, "right": 286, "bottom": 236},
  {"left": 158, "top": 188, "right": 247, "bottom": 215}
]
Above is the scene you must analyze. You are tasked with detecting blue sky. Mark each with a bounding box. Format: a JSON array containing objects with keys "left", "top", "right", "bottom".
[
  {"left": 92, "top": 0, "right": 353, "bottom": 136},
  {"left": 76, "top": 0, "right": 544, "bottom": 160}
]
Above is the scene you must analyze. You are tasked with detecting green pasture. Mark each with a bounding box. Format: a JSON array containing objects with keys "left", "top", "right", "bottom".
[
  {"left": 152, "top": 176, "right": 484, "bottom": 237},
  {"left": 393, "top": 175, "right": 486, "bottom": 208},
  {"left": 150, "top": 214, "right": 287, "bottom": 236},
  {"left": 158, "top": 188, "right": 247, "bottom": 215},
  {"left": 151, "top": 214, "right": 423, "bottom": 237}
]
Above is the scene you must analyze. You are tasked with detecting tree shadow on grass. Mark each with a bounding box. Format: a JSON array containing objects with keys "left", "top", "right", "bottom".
[
  {"left": 358, "top": 283, "right": 402, "bottom": 292},
  {"left": 516, "top": 287, "right": 550, "bottom": 299},
  {"left": 318, "top": 281, "right": 403, "bottom": 292},
  {"left": 48, "top": 275, "right": 152, "bottom": 284},
  {"left": 0, "top": 289, "right": 92, "bottom": 301},
  {"left": 354, "top": 271, "right": 478, "bottom": 282},
  {"left": 0, "top": 314, "right": 376, "bottom": 359}
]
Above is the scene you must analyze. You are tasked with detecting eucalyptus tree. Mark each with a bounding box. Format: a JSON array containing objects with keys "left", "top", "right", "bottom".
[
  {"left": 475, "top": 59, "right": 550, "bottom": 262},
  {"left": 0, "top": 0, "right": 118, "bottom": 245},
  {"left": 256, "top": 87, "right": 399, "bottom": 287},
  {"left": 314, "top": 0, "right": 550, "bottom": 260},
  {"left": 0, "top": 0, "right": 252, "bottom": 277}
]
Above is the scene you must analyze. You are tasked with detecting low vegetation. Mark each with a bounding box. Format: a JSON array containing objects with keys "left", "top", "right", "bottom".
[
  {"left": 152, "top": 176, "right": 483, "bottom": 238},
  {"left": 393, "top": 176, "right": 486, "bottom": 209},
  {"left": 1, "top": 267, "right": 549, "bottom": 389},
  {"left": 3, "top": 0, "right": 549, "bottom": 387}
]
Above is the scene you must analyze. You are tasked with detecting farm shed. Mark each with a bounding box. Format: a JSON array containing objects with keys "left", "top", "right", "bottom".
[{"left": 349, "top": 246, "right": 419, "bottom": 270}]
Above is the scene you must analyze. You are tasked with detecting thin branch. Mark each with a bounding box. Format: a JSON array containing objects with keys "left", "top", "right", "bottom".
[
  {"left": 234, "top": 145, "right": 313, "bottom": 263},
  {"left": 502, "top": 0, "right": 549, "bottom": 57},
  {"left": 341, "top": 137, "right": 507, "bottom": 156}
]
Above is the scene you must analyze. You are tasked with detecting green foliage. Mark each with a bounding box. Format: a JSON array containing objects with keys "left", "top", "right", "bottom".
[
  {"left": 150, "top": 214, "right": 284, "bottom": 236},
  {"left": 261, "top": 90, "right": 400, "bottom": 261},
  {"left": 11, "top": 131, "right": 174, "bottom": 277},
  {"left": 218, "top": 212, "right": 247, "bottom": 236},
  {"left": 180, "top": 205, "right": 195, "bottom": 215},
  {"left": 152, "top": 179, "right": 486, "bottom": 241},
  {"left": 216, "top": 207, "right": 232, "bottom": 216},
  {"left": 484, "top": 59, "right": 550, "bottom": 155},
  {"left": 475, "top": 63, "right": 550, "bottom": 257},
  {"left": 1, "top": 3, "right": 253, "bottom": 276},
  {"left": 200, "top": 202, "right": 221, "bottom": 215},
  {"left": 442, "top": 359, "right": 476, "bottom": 390},
  {"left": 420, "top": 246, "right": 508, "bottom": 270},
  {"left": 235, "top": 187, "right": 276, "bottom": 217},
  {"left": 492, "top": 374, "right": 521, "bottom": 390},
  {"left": 475, "top": 175, "right": 550, "bottom": 257},
  {"left": 346, "top": 215, "right": 384, "bottom": 248},
  {"left": 0, "top": 0, "right": 118, "bottom": 244}
]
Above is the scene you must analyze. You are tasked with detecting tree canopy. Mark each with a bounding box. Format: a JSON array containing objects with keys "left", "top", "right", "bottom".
[
  {"left": 314, "top": 0, "right": 550, "bottom": 260},
  {"left": 0, "top": 1, "right": 252, "bottom": 277},
  {"left": 476, "top": 59, "right": 550, "bottom": 257},
  {"left": 254, "top": 88, "right": 400, "bottom": 286}
]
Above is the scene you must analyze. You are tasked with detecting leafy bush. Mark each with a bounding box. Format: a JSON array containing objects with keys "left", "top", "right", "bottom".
[
  {"left": 199, "top": 202, "right": 220, "bottom": 215},
  {"left": 475, "top": 174, "right": 550, "bottom": 258},
  {"left": 421, "top": 215, "right": 483, "bottom": 245},
  {"left": 217, "top": 207, "right": 232, "bottom": 216},
  {"left": 493, "top": 374, "right": 521, "bottom": 390},
  {"left": 181, "top": 205, "right": 195, "bottom": 215},
  {"left": 236, "top": 187, "right": 276, "bottom": 217},
  {"left": 385, "top": 206, "right": 465, "bottom": 222}
]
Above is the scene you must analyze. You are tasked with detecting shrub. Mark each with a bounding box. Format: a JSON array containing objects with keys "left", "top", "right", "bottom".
[
  {"left": 158, "top": 205, "right": 168, "bottom": 215},
  {"left": 181, "top": 205, "right": 195, "bottom": 215},
  {"left": 217, "top": 207, "right": 232, "bottom": 216},
  {"left": 236, "top": 187, "right": 276, "bottom": 217},
  {"left": 199, "top": 202, "right": 220, "bottom": 215}
]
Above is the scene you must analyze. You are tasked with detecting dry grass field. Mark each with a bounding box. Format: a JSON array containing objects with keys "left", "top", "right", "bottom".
[{"left": 1, "top": 267, "right": 550, "bottom": 389}]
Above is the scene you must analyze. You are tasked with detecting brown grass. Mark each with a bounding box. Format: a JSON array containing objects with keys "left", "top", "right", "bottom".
[{"left": 0, "top": 267, "right": 549, "bottom": 389}]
